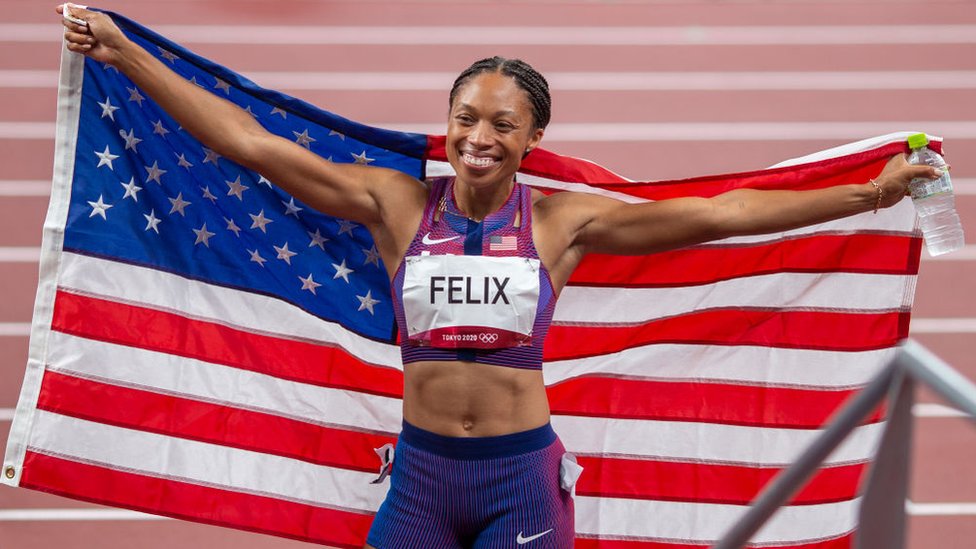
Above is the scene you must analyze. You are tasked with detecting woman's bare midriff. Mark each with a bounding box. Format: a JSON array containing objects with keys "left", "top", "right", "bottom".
[{"left": 402, "top": 360, "right": 551, "bottom": 437}]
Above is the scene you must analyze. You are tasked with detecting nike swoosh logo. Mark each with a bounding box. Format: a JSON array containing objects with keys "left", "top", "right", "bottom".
[
  {"left": 516, "top": 529, "right": 554, "bottom": 544},
  {"left": 422, "top": 232, "right": 460, "bottom": 245}
]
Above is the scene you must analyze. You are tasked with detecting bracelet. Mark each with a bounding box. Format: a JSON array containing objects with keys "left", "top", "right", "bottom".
[{"left": 869, "top": 179, "right": 884, "bottom": 214}]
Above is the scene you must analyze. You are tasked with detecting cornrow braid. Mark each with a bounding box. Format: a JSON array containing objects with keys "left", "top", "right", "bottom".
[{"left": 449, "top": 56, "right": 552, "bottom": 130}]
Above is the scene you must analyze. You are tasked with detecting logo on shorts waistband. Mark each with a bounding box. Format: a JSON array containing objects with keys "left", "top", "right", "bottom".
[{"left": 516, "top": 529, "right": 554, "bottom": 544}]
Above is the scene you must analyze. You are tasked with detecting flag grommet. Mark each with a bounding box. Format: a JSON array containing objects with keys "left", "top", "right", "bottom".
[{"left": 4, "top": 466, "right": 15, "bottom": 479}]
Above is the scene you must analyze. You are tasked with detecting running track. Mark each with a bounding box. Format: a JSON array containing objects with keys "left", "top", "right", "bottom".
[{"left": 1, "top": 1, "right": 974, "bottom": 547}]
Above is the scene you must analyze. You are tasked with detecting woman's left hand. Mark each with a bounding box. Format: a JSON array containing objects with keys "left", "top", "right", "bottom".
[{"left": 874, "top": 153, "right": 945, "bottom": 209}]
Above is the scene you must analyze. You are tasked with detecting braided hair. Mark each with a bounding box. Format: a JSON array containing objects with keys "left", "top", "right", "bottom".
[{"left": 449, "top": 56, "right": 552, "bottom": 130}]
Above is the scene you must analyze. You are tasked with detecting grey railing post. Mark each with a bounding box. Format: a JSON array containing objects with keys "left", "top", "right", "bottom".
[
  {"left": 711, "top": 364, "right": 898, "bottom": 549},
  {"left": 855, "top": 365, "right": 915, "bottom": 549}
]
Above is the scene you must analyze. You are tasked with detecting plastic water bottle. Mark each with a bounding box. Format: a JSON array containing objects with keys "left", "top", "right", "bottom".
[{"left": 906, "top": 133, "right": 964, "bottom": 256}]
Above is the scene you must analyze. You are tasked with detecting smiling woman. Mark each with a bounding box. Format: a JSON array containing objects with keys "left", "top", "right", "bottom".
[{"left": 51, "top": 3, "right": 946, "bottom": 548}]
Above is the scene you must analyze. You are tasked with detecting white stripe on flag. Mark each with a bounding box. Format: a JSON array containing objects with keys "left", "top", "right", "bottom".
[
  {"left": 543, "top": 345, "right": 895, "bottom": 389},
  {"left": 58, "top": 252, "right": 402, "bottom": 368},
  {"left": 46, "top": 331, "right": 402, "bottom": 433},
  {"left": 28, "top": 410, "right": 387, "bottom": 512},
  {"left": 551, "top": 415, "right": 882, "bottom": 466},
  {"left": 556, "top": 272, "right": 915, "bottom": 324},
  {"left": 574, "top": 495, "right": 859, "bottom": 543}
]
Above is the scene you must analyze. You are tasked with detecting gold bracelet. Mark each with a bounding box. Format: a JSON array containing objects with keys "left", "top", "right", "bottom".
[{"left": 869, "top": 179, "right": 884, "bottom": 214}]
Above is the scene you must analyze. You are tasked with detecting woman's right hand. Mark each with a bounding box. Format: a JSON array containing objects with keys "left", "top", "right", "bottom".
[{"left": 56, "top": 3, "right": 130, "bottom": 66}]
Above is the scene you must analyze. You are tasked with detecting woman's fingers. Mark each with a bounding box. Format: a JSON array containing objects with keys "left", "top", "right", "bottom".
[{"left": 63, "top": 29, "right": 93, "bottom": 45}]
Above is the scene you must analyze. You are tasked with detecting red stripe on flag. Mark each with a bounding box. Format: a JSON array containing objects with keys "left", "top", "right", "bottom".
[
  {"left": 571, "top": 234, "right": 921, "bottom": 287},
  {"left": 36, "top": 370, "right": 395, "bottom": 472},
  {"left": 547, "top": 376, "right": 883, "bottom": 429},
  {"left": 575, "top": 455, "right": 867, "bottom": 506},
  {"left": 51, "top": 290, "right": 404, "bottom": 397},
  {"left": 574, "top": 532, "right": 853, "bottom": 549},
  {"left": 19, "top": 450, "right": 374, "bottom": 548},
  {"left": 545, "top": 309, "right": 910, "bottom": 361}
]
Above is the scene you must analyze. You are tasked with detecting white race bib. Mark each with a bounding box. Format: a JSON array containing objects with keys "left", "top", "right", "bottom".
[{"left": 402, "top": 254, "right": 540, "bottom": 349}]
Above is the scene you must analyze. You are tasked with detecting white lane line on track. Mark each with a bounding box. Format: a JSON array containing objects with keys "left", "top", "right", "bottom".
[
  {"left": 4, "top": 24, "right": 976, "bottom": 45},
  {"left": 0, "top": 323, "right": 31, "bottom": 336},
  {"left": 6, "top": 122, "right": 976, "bottom": 142},
  {"left": 913, "top": 404, "right": 971, "bottom": 419},
  {"left": 5, "top": 70, "right": 976, "bottom": 91},
  {"left": 0, "top": 509, "right": 170, "bottom": 521},
  {"left": 0, "top": 180, "right": 50, "bottom": 196},
  {"left": 907, "top": 502, "right": 976, "bottom": 516}
]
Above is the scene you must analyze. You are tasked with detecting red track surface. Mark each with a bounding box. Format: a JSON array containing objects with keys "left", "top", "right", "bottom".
[{"left": 1, "top": 1, "right": 974, "bottom": 548}]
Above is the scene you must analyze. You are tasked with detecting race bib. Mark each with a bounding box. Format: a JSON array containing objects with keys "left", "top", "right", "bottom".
[{"left": 402, "top": 254, "right": 540, "bottom": 349}]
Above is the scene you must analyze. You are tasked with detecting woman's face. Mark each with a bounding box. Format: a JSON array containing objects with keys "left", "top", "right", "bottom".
[{"left": 446, "top": 72, "right": 544, "bottom": 191}]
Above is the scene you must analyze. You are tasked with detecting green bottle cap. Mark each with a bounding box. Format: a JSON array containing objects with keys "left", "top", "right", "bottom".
[{"left": 907, "top": 133, "right": 930, "bottom": 149}]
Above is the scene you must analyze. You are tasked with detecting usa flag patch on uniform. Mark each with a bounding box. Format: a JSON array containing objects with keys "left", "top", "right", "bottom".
[{"left": 489, "top": 235, "right": 517, "bottom": 251}]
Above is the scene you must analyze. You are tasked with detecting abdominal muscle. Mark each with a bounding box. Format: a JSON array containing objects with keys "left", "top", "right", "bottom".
[{"left": 402, "top": 359, "right": 552, "bottom": 437}]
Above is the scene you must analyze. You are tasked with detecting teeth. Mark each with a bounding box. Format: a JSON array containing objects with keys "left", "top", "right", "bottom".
[{"left": 462, "top": 153, "right": 496, "bottom": 168}]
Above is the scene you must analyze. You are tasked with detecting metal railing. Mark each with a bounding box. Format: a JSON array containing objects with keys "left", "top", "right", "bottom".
[{"left": 712, "top": 339, "right": 976, "bottom": 549}]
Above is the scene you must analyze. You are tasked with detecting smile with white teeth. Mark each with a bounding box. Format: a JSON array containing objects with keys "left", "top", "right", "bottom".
[{"left": 462, "top": 152, "right": 498, "bottom": 168}]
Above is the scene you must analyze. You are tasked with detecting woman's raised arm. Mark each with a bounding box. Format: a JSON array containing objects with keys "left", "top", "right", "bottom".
[{"left": 56, "top": 4, "right": 425, "bottom": 230}]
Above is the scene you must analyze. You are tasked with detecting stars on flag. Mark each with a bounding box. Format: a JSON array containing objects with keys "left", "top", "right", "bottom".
[
  {"left": 200, "top": 186, "right": 218, "bottom": 203},
  {"left": 351, "top": 150, "right": 374, "bottom": 165},
  {"left": 158, "top": 46, "right": 179, "bottom": 63},
  {"left": 153, "top": 120, "right": 171, "bottom": 137},
  {"left": 226, "top": 176, "right": 249, "bottom": 201},
  {"left": 225, "top": 217, "right": 242, "bottom": 236},
  {"left": 144, "top": 209, "right": 162, "bottom": 233},
  {"left": 127, "top": 86, "right": 146, "bottom": 106},
  {"left": 249, "top": 209, "right": 273, "bottom": 233},
  {"left": 73, "top": 42, "right": 404, "bottom": 337},
  {"left": 98, "top": 97, "right": 120, "bottom": 120},
  {"left": 337, "top": 219, "right": 358, "bottom": 237},
  {"left": 120, "top": 128, "right": 142, "bottom": 152},
  {"left": 332, "top": 259, "right": 354, "bottom": 283},
  {"left": 193, "top": 223, "right": 216, "bottom": 247},
  {"left": 244, "top": 105, "right": 258, "bottom": 118},
  {"left": 95, "top": 146, "right": 119, "bottom": 170},
  {"left": 357, "top": 290, "right": 379, "bottom": 315},
  {"left": 362, "top": 245, "right": 381, "bottom": 267},
  {"left": 213, "top": 78, "right": 231, "bottom": 94},
  {"left": 176, "top": 152, "right": 193, "bottom": 169},
  {"left": 293, "top": 129, "right": 316, "bottom": 148},
  {"left": 248, "top": 249, "right": 267, "bottom": 267},
  {"left": 120, "top": 177, "right": 142, "bottom": 202},
  {"left": 87, "top": 195, "right": 113, "bottom": 220},
  {"left": 307, "top": 228, "right": 328, "bottom": 250},
  {"left": 145, "top": 161, "right": 167, "bottom": 184},
  {"left": 168, "top": 192, "right": 191, "bottom": 216},
  {"left": 299, "top": 273, "right": 322, "bottom": 295},
  {"left": 202, "top": 147, "right": 221, "bottom": 166},
  {"left": 282, "top": 197, "right": 303, "bottom": 218},
  {"left": 274, "top": 242, "right": 297, "bottom": 265}
]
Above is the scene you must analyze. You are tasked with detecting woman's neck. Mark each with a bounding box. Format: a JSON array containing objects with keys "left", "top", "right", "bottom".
[{"left": 452, "top": 178, "right": 515, "bottom": 222}]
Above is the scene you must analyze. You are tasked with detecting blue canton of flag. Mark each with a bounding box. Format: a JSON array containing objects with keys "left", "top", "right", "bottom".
[{"left": 64, "top": 11, "right": 430, "bottom": 341}]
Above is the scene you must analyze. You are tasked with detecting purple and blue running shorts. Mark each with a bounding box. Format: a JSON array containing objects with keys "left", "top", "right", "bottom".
[{"left": 366, "top": 421, "right": 575, "bottom": 548}]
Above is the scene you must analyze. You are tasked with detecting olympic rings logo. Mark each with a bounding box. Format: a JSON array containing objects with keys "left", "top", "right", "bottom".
[{"left": 479, "top": 333, "right": 499, "bottom": 344}]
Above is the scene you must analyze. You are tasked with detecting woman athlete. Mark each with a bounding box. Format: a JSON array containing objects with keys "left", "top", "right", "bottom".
[{"left": 59, "top": 5, "right": 941, "bottom": 548}]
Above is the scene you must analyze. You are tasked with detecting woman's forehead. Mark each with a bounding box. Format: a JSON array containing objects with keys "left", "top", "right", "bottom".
[{"left": 452, "top": 72, "right": 532, "bottom": 115}]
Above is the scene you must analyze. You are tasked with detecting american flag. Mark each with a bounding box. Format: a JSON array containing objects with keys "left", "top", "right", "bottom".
[{"left": 2, "top": 10, "right": 933, "bottom": 548}]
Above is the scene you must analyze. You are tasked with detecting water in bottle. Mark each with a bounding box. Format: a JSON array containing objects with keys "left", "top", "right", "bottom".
[{"left": 906, "top": 133, "right": 964, "bottom": 256}]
